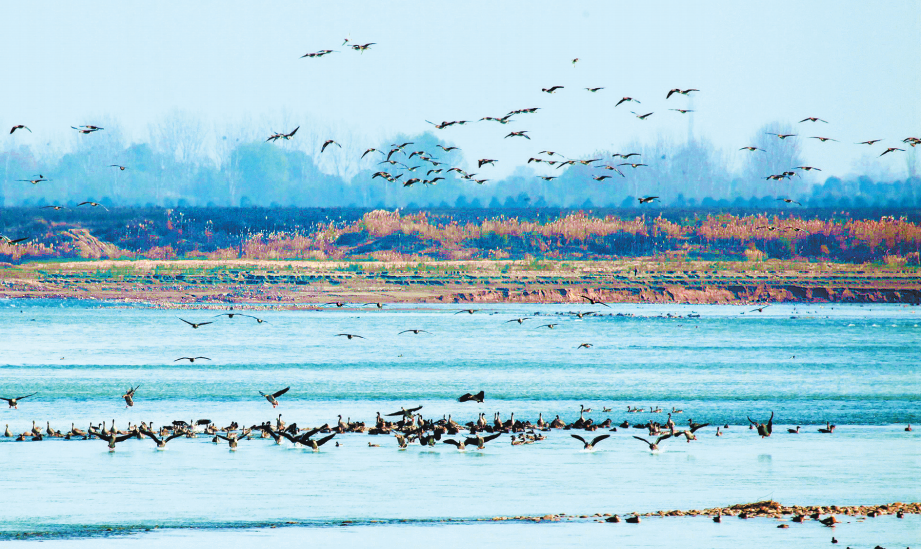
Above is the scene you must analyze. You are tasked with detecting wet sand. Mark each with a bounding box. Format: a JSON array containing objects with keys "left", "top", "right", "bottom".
[{"left": 1, "top": 258, "right": 919, "bottom": 307}]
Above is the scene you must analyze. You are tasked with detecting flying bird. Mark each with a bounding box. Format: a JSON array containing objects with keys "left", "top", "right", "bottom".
[
  {"left": 633, "top": 434, "right": 673, "bottom": 451},
  {"left": 777, "top": 198, "right": 802, "bottom": 206},
  {"left": 122, "top": 385, "right": 140, "bottom": 407},
  {"left": 458, "top": 391, "right": 485, "bottom": 403},
  {"left": 577, "top": 343, "right": 593, "bottom": 349},
  {"left": 350, "top": 43, "right": 375, "bottom": 53},
  {"left": 809, "top": 136, "right": 838, "bottom": 142},
  {"left": 0, "top": 235, "right": 29, "bottom": 245},
  {"left": 174, "top": 357, "right": 211, "bottom": 362},
  {"left": 615, "top": 97, "right": 640, "bottom": 107},
  {"left": 879, "top": 147, "right": 904, "bottom": 157},
  {"left": 17, "top": 178, "right": 49, "bottom": 184},
  {"left": 178, "top": 318, "right": 212, "bottom": 329},
  {"left": 593, "top": 175, "right": 613, "bottom": 181},
  {"left": 794, "top": 166, "right": 822, "bottom": 171},
  {"left": 638, "top": 196, "right": 659, "bottom": 204},
  {"left": 398, "top": 329, "right": 430, "bottom": 335},
  {"left": 585, "top": 87, "right": 604, "bottom": 92},
  {"left": 857, "top": 139, "right": 882, "bottom": 145},
  {"left": 1, "top": 393, "right": 36, "bottom": 409},
  {"left": 670, "top": 109, "right": 694, "bottom": 114},
  {"left": 109, "top": 165, "right": 127, "bottom": 170},
  {"left": 10, "top": 125, "right": 31, "bottom": 134},
  {"left": 71, "top": 126, "right": 103, "bottom": 134},
  {"left": 335, "top": 333, "right": 365, "bottom": 340},
  {"left": 478, "top": 159, "right": 497, "bottom": 168},
  {"left": 41, "top": 205, "right": 67, "bottom": 210},
  {"left": 799, "top": 117, "right": 828, "bottom": 123},
  {"left": 580, "top": 295, "right": 611, "bottom": 307},
  {"left": 766, "top": 133, "right": 797, "bottom": 139},
  {"left": 739, "top": 146, "right": 764, "bottom": 152},
  {"left": 571, "top": 434, "right": 610, "bottom": 450},
  {"left": 747, "top": 412, "right": 774, "bottom": 438},
  {"left": 504, "top": 131, "right": 530, "bottom": 139},
  {"left": 321, "top": 140, "right": 341, "bottom": 152},
  {"left": 618, "top": 163, "right": 647, "bottom": 169},
  {"left": 541, "top": 86, "right": 564, "bottom": 93},
  {"left": 259, "top": 387, "right": 290, "bottom": 408},
  {"left": 631, "top": 112, "right": 653, "bottom": 120},
  {"left": 77, "top": 201, "right": 108, "bottom": 210},
  {"left": 385, "top": 405, "right": 423, "bottom": 418}
]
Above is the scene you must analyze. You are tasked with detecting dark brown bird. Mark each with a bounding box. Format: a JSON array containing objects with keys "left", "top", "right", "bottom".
[
  {"left": 321, "top": 140, "right": 341, "bottom": 152},
  {"left": 585, "top": 87, "right": 604, "bottom": 92},
  {"left": 10, "top": 125, "right": 31, "bottom": 134},
  {"left": 809, "top": 136, "right": 838, "bottom": 142},
  {"left": 880, "top": 147, "right": 904, "bottom": 156},
  {"left": 458, "top": 391, "right": 485, "bottom": 403},
  {"left": 581, "top": 295, "right": 611, "bottom": 307},
  {"left": 541, "top": 86, "right": 564, "bottom": 93},
  {"left": 799, "top": 117, "right": 828, "bottom": 123},
  {"left": 109, "top": 165, "right": 127, "bottom": 170},
  {"left": 739, "top": 146, "right": 764, "bottom": 152},
  {"left": 336, "top": 333, "right": 365, "bottom": 340},
  {"left": 615, "top": 97, "right": 640, "bottom": 107},
  {"left": 638, "top": 196, "right": 659, "bottom": 204},
  {"left": 631, "top": 112, "right": 653, "bottom": 120},
  {"left": 77, "top": 201, "right": 108, "bottom": 210},
  {"left": 766, "top": 133, "right": 796, "bottom": 139},
  {"left": 174, "top": 357, "right": 211, "bottom": 362},
  {"left": 1, "top": 393, "right": 36, "bottom": 409},
  {"left": 478, "top": 159, "right": 497, "bottom": 168},
  {"left": 0, "top": 235, "right": 30, "bottom": 245},
  {"left": 398, "top": 329, "right": 430, "bottom": 335},
  {"left": 857, "top": 139, "right": 882, "bottom": 145},
  {"left": 178, "top": 317, "right": 212, "bottom": 329}
]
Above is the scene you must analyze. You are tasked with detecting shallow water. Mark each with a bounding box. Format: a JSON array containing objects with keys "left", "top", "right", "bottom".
[{"left": 0, "top": 300, "right": 919, "bottom": 547}]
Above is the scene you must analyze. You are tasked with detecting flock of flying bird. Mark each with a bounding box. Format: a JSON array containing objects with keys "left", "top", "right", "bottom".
[{"left": 5, "top": 42, "right": 919, "bottom": 228}]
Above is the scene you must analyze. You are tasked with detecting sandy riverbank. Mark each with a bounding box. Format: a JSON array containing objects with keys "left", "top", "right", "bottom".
[{"left": 1, "top": 258, "right": 919, "bottom": 307}]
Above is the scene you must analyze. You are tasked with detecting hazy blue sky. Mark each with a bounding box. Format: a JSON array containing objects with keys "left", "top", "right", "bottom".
[{"left": 3, "top": 1, "right": 919, "bottom": 180}]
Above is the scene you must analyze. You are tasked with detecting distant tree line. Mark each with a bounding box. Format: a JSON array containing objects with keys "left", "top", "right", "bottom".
[{"left": 1, "top": 115, "right": 917, "bottom": 209}]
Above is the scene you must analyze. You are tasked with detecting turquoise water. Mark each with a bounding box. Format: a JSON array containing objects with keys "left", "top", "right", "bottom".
[{"left": 0, "top": 300, "right": 919, "bottom": 547}]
